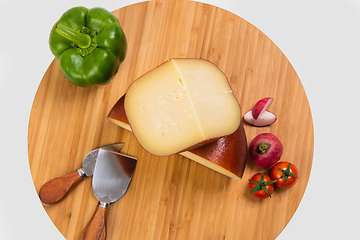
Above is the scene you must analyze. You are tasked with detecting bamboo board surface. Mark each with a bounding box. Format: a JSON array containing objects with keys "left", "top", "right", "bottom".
[{"left": 28, "top": 0, "right": 314, "bottom": 239}]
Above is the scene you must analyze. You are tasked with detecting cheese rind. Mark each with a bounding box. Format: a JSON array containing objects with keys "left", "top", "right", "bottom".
[{"left": 124, "top": 59, "right": 241, "bottom": 156}]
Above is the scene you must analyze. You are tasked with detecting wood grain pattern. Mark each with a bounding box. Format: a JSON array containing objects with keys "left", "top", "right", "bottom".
[{"left": 28, "top": 0, "right": 314, "bottom": 239}]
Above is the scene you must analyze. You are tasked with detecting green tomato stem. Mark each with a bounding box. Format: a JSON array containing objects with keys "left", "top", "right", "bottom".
[
  {"left": 249, "top": 172, "right": 277, "bottom": 198},
  {"left": 56, "top": 23, "right": 91, "bottom": 49},
  {"left": 276, "top": 163, "right": 299, "bottom": 186}
]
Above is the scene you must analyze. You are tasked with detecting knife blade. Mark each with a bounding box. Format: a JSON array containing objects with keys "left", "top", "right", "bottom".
[
  {"left": 38, "top": 143, "right": 124, "bottom": 205},
  {"left": 81, "top": 147, "right": 137, "bottom": 240}
]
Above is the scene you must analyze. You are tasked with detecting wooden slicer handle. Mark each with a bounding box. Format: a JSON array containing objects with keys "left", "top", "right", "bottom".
[
  {"left": 38, "top": 170, "right": 83, "bottom": 205},
  {"left": 81, "top": 202, "right": 109, "bottom": 240}
]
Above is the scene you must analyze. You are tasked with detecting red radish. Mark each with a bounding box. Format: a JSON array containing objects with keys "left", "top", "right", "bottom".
[
  {"left": 249, "top": 133, "right": 283, "bottom": 168},
  {"left": 252, "top": 97, "right": 273, "bottom": 119},
  {"left": 243, "top": 110, "right": 277, "bottom": 127}
]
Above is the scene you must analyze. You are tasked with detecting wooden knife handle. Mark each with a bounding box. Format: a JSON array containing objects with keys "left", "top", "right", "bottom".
[
  {"left": 38, "top": 170, "right": 83, "bottom": 205},
  {"left": 81, "top": 203, "right": 109, "bottom": 240}
]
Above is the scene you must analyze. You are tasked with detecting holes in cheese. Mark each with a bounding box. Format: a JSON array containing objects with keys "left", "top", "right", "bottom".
[{"left": 123, "top": 59, "right": 241, "bottom": 156}]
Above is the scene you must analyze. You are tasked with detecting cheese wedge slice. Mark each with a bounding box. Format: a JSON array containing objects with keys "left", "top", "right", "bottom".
[
  {"left": 124, "top": 59, "right": 241, "bottom": 156},
  {"left": 108, "top": 94, "right": 247, "bottom": 179}
]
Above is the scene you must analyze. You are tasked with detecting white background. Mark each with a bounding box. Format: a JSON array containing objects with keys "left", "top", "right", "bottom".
[{"left": 0, "top": 0, "right": 359, "bottom": 239}]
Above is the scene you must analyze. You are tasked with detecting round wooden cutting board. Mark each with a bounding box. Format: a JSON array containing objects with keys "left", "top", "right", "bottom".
[{"left": 28, "top": 0, "right": 314, "bottom": 239}]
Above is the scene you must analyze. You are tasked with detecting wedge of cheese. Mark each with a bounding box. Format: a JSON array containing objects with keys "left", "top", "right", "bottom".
[
  {"left": 108, "top": 94, "right": 247, "bottom": 179},
  {"left": 123, "top": 59, "right": 241, "bottom": 156}
]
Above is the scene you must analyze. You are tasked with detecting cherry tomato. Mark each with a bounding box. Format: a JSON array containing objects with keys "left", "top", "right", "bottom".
[
  {"left": 248, "top": 172, "right": 277, "bottom": 199},
  {"left": 270, "top": 161, "right": 299, "bottom": 189}
]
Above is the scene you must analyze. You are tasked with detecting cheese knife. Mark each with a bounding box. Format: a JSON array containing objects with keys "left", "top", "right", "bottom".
[
  {"left": 81, "top": 147, "right": 137, "bottom": 240},
  {"left": 38, "top": 143, "right": 124, "bottom": 205}
]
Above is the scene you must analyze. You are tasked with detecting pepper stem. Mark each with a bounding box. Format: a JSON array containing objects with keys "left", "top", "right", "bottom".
[
  {"left": 56, "top": 23, "right": 91, "bottom": 49},
  {"left": 258, "top": 142, "right": 269, "bottom": 153}
]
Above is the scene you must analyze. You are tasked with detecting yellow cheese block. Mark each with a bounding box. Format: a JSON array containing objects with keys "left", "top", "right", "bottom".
[{"left": 124, "top": 59, "right": 241, "bottom": 156}]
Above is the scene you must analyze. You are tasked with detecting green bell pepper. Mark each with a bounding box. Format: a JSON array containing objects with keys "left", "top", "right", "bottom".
[{"left": 49, "top": 6, "right": 127, "bottom": 87}]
